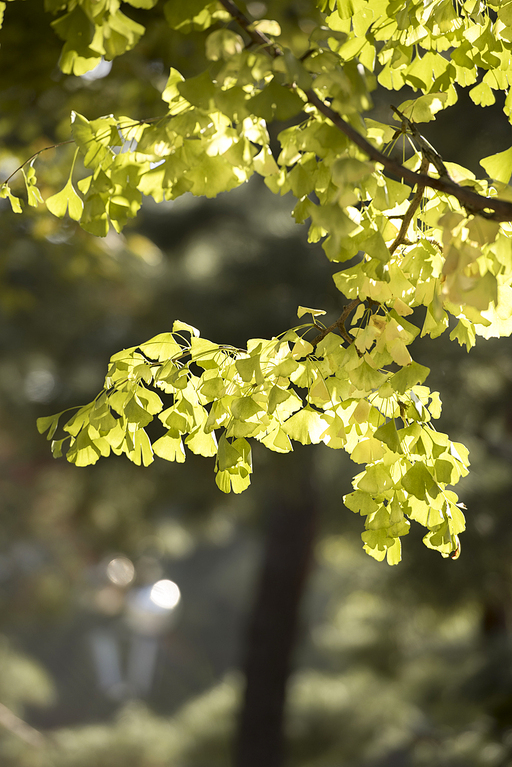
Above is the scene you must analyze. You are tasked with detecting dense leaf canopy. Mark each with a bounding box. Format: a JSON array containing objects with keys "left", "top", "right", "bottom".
[{"left": 4, "top": 0, "right": 512, "bottom": 563}]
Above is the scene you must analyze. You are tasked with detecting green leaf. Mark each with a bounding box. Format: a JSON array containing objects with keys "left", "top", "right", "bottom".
[
  {"left": 247, "top": 80, "right": 304, "bottom": 123},
  {"left": 51, "top": 438, "right": 66, "bottom": 458},
  {"left": 351, "top": 436, "right": 386, "bottom": 463},
  {"left": 124, "top": 0, "right": 158, "bottom": 7},
  {"left": 205, "top": 29, "right": 243, "bottom": 60},
  {"left": 364, "top": 231, "right": 390, "bottom": 262},
  {"left": 51, "top": 5, "right": 94, "bottom": 48},
  {"left": 37, "top": 412, "right": 64, "bottom": 440},
  {"left": 297, "top": 306, "right": 327, "bottom": 319},
  {"left": 124, "top": 396, "right": 153, "bottom": 427},
  {"left": 282, "top": 406, "right": 329, "bottom": 445},
  {"left": 259, "top": 426, "right": 293, "bottom": 453},
  {"left": 356, "top": 464, "right": 393, "bottom": 494},
  {"left": 185, "top": 428, "right": 218, "bottom": 457},
  {"left": 374, "top": 419, "right": 402, "bottom": 453},
  {"left": 153, "top": 429, "right": 186, "bottom": 462},
  {"left": 253, "top": 19, "right": 281, "bottom": 36},
  {"left": 389, "top": 362, "right": 430, "bottom": 395},
  {"left": 0, "top": 184, "right": 22, "bottom": 213},
  {"left": 164, "top": 0, "right": 220, "bottom": 31},
  {"left": 162, "top": 67, "right": 185, "bottom": 104},
  {"left": 67, "top": 430, "right": 102, "bottom": 467},
  {"left": 235, "top": 355, "right": 263, "bottom": 383},
  {"left": 140, "top": 333, "right": 182, "bottom": 362},
  {"left": 344, "top": 490, "right": 379, "bottom": 516},
  {"left": 469, "top": 82, "right": 495, "bottom": 107},
  {"left": 22, "top": 166, "right": 44, "bottom": 207},
  {"left": 45, "top": 180, "right": 83, "bottom": 221},
  {"left": 449, "top": 319, "right": 476, "bottom": 351},
  {"left": 480, "top": 146, "right": 512, "bottom": 184},
  {"left": 173, "top": 320, "right": 200, "bottom": 337},
  {"left": 231, "top": 397, "right": 262, "bottom": 420},
  {"left": 396, "top": 93, "right": 448, "bottom": 123},
  {"left": 401, "top": 462, "right": 436, "bottom": 500},
  {"left": 178, "top": 71, "right": 216, "bottom": 110},
  {"left": 217, "top": 433, "right": 242, "bottom": 471},
  {"left": 331, "top": 157, "right": 373, "bottom": 184},
  {"left": 349, "top": 361, "right": 387, "bottom": 392}
]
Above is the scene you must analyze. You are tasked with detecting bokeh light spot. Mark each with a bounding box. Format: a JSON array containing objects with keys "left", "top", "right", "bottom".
[{"left": 150, "top": 579, "right": 181, "bottom": 610}]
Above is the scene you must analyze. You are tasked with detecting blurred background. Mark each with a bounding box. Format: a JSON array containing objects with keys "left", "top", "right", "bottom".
[{"left": 1, "top": 1, "right": 512, "bottom": 765}]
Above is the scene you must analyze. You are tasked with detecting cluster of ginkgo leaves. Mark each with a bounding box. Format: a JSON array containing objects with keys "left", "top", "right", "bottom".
[
  {"left": 3, "top": 0, "right": 512, "bottom": 562},
  {"left": 37, "top": 308, "right": 468, "bottom": 564}
]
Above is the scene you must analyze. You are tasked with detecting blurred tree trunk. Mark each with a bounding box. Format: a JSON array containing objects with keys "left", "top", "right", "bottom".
[{"left": 234, "top": 451, "right": 318, "bottom": 767}]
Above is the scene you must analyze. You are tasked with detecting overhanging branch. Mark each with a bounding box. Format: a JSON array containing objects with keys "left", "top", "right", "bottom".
[{"left": 218, "top": 0, "right": 512, "bottom": 223}]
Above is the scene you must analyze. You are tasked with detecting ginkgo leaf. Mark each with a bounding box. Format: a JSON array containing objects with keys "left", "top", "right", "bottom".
[
  {"left": 172, "top": 320, "right": 200, "bottom": 337},
  {"left": 205, "top": 29, "right": 243, "bottom": 60},
  {"left": 389, "top": 361, "right": 430, "bottom": 395},
  {"left": 253, "top": 18, "right": 281, "bottom": 35},
  {"left": 46, "top": 180, "right": 84, "bottom": 221},
  {"left": 396, "top": 93, "right": 448, "bottom": 123},
  {"left": 401, "top": 462, "right": 436, "bottom": 500},
  {"left": 217, "top": 432, "right": 242, "bottom": 471},
  {"left": 37, "top": 411, "right": 65, "bottom": 440},
  {"left": 185, "top": 428, "right": 218, "bottom": 457},
  {"left": 247, "top": 79, "right": 304, "bottom": 123},
  {"left": 153, "top": 430, "right": 186, "bottom": 462},
  {"left": 351, "top": 436, "right": 386, "bottom": 463},
  {"left": 1, "top": 184, "right": 22, "bottom": 213},
  {"left": 349, "top": 361, "right": 387, "bottom": 392},
  {"left": 282, "top": 406, "right": 329, "bottom": 445},
  {"left": 374, "top": 419, "right": 402, "bottom": 453},
  {"left": 140, "top": 333, "right": 182, "bottom": 361},
  {"left": 344, "top": 490, "right": 379, "bottom": 516},
  {"left": 356, "top": 464, "right": 393, "bottom": 494},
  {"left": 297, "top": 306, "right": 327, "bottom": 319},
  {"left": 480, "top": 146, "right": 512, "bottom": 184}
]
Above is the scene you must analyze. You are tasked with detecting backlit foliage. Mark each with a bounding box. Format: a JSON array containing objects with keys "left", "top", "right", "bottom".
[{"left": 4, "top": 0, "right": 512, "bottom": 562}]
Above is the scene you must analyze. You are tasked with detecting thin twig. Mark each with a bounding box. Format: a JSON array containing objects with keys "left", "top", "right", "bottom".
[
  {"left": 389, "top": 155, "right": 429, "bottom": 255},
  {"left": 391, "top": 105, "right": 448, "bottom": 178},
  {"left": 311, "top": 298, "right": 360, "bottom": 347},
  {"left": 1, "top": 140, "right": 74, "bottom": 186},
  {"left": 1, "top": 117, "right": 164, "bottom": 188},
  {"left": 218, "top": 0, "right": 512, "bottom": 223}
]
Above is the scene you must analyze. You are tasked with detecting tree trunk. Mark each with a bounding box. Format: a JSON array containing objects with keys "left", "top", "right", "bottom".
[{"left": 233, "top": 451, "right": 318, "bottom": 767}]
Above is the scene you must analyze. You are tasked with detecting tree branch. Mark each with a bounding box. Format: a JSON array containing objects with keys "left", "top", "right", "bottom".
[
  {"left": 389, "top": 154, "right": 430, "bottom": 255},
  {"left": 218, "top": 0, "right": 512, "bottom": 223},
  {"left": 311, "top": 298, "right": 360, "bottom": 347}
]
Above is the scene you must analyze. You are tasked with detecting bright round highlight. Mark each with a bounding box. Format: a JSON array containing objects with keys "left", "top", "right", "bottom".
[
  {"left": 106, "top": 556, "right": 135, "bottom": 586},
  {"left": 150, "top": 579, "right": 181, "bottom": 610}
]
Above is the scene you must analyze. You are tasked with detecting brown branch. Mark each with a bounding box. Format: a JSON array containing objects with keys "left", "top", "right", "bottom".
[
  {"left": 305, "top": 91, "right": 512, "bottom": 221},
  {"left": 311, "top": 298, "right": 360, "bottom": 347},
  {"left": 218, "top": 0, "right": 512, "bottom": 223}
]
